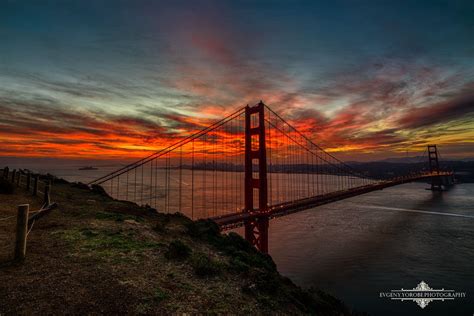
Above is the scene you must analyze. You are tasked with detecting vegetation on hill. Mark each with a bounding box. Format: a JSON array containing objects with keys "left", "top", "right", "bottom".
[{"left": 0, "top": 176, "right": 364, "bottom": 315}]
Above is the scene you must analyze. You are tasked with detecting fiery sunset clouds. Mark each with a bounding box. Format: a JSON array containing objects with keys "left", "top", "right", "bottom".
[{"left": 1, "top": 0, "right": 473, "bottom": 160}]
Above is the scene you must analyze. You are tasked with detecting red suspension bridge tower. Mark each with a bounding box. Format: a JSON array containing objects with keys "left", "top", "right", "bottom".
[
  {"left": 244, "top": 101, "right": 270, "bottom": 253},
  {"left": 428, "top": 144, "right": 443, "bottom": 191}
]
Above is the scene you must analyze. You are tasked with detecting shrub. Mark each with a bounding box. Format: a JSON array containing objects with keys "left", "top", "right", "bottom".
[
  {"left": 91, "top": 184, "right": 110, "bottom": 197},
  {"left": 165, "top": 240, "right": 191, "bottom": 260},
  {"left": 154, "top": 215, "right": 172, "bottom": 232},
  {"left": 95, "top": 211, "right": 142, "bottom": 222},
  {"left": 55, "top": 177, "right": 69, "bottom": 184},
  {"left": 191, "top": 253, "right": 222, "bottom": 277},
  {"left": 154, "top": 222, "right": 167, "bottom": 233},
  {"left": 186, "top": 219, "right": 220, "bottom": 240},
  {"left": 0, "top": 178, "right": 15, "bottom": 194},
  {"left": 214, "top": 232, "right": 253, "bottom": 254},
  {"left": 71, "top": 182, "right": 90, "bottom": 191},
  {"left": 213, "top": 232, "right": 277, "bottom": 272},
  {"left": 250, "top": 270, "right": 280, "bottom": 294},
  {"left": 229, "top": 257, "right": 250, "bottom": 274}
]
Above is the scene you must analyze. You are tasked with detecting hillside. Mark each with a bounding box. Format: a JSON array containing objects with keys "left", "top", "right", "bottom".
[{"left": 0, "top": 176, "right": 362, "bottom": 315}]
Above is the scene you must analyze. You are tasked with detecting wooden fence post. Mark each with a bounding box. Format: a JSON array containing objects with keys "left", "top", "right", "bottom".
[
  {"left": 14, "top": 204, "right": 29, "bottom": 262},
  {"left": 17, "top": 171, "right": 21, "bottom": 186},
  {"left": 11, "top": 169, "right": 16, "bottom": 183},
  {"left": 33, "top": 175, "right": 39, "bottom": 196},
  {"left": 27, "top": 173, "right": 31, "bottom": 191},
  {"left": 43, "top": 181, "right": 51, "bottom": 206},
  {"left": 3, "top": 166, "right": 8, "bottom": 179}
]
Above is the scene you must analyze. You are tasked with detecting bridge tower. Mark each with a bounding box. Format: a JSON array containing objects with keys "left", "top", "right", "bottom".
[
  {"left": 244, "top": 101, "right": 269, "bottom": 253},
  {"left": 428, "top": 145, "right": 442, "bottom": 190}
]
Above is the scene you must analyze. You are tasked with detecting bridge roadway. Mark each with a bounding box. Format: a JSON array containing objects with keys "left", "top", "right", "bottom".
[{"left": 211, "top": 171, "right": 454, "bottom": 230}]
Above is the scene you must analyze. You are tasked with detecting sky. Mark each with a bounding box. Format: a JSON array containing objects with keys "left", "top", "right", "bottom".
[{"left": 0, "top": 0, "right": 473, "bottom": 161}]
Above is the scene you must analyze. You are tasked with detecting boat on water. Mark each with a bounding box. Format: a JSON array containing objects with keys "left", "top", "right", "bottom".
[{"left": 78, "top": 166, "right": 98, "bottom": 170}]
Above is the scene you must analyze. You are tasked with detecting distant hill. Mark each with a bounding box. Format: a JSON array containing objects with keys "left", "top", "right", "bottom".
[
  {"left": 347, "top": 160, "right": 474, "bottom": 183},
  {"left": 378, "top": 156, "right": 426, "bottom": 163}
]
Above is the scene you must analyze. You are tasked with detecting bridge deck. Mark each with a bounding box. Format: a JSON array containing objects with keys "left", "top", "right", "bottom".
[{"left": 211, "top": 172, "right": 453, "bottom": 230}]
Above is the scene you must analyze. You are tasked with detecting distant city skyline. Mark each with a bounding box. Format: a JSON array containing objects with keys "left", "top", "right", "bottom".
[{"left": 1, "top": 0, "right": 473, "bottom": 161}]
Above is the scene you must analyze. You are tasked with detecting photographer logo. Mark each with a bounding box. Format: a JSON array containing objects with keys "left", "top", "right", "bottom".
[{"left": 379, "top": 281, "right": 466, "bottom": 309}]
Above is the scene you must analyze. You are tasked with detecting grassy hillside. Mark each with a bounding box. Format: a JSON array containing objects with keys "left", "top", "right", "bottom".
[{"left": 0, "top": 176, "right": 363, "bottom": 315}]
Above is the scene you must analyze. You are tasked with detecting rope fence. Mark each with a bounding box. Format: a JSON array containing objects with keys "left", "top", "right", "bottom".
[
  {"left": 0, "top": 215, "right": 16, "bottom": 222},
  {"left": 2, "top": 167, "right": 52, "bottom": 197}
]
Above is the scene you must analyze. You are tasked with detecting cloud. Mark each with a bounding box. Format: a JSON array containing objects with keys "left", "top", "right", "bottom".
[
  {"left": 396, "top": 84, "right": 474, "bottom": 129},
  {"left": 1, "top": 3, "right": 473, "bottom": 160},
  {"left": 0, "top": 95, "right": 184, "bottom": 158}
]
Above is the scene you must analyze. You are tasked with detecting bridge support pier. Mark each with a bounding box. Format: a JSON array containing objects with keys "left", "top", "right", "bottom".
[
  {"left": 244, "top": 101, "right": 269, "bottom": 253},
  {"left": 245, "top": 217, "right": 269, "bottom": 253}
]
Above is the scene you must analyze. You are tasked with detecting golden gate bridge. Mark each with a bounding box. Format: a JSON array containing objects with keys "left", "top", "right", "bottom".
[{"left": 89, "top": 102, "right": 454, "bottom": 253}]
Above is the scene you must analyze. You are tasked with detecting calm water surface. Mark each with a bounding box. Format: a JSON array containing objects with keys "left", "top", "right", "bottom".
[
  {"left": 4, "top": 160, "right": 473, "bottom": 315},
  {"left": 268, "top": 183, "right": 474, "bottom": 315}
]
